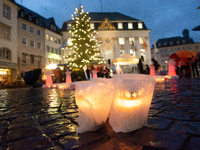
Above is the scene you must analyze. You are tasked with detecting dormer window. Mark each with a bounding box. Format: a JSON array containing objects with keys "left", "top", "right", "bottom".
[
  {"left": 50, "top": 24, "right": 53, "bottom": 30},
  {"left": 29, "top": 15, "right": 32, "bottom": 21},
  {"left": 21, "top": 11, "right": 24, "bottom": 17},
  {"left": 67, "top": 24, "right": 72, "bottom": 30},
  {"left": 182, "top": 40, "right": 185, "bottom": 43},
  {"left": 35, "top": 18, "right": 39, "bottom": 24},
  {"left": 158, "top": 43, "right": 161, "bottom": 47},
  {"left": 118, "top": 23, "right": 123, "bottom": 29},
  {"left": 177, "top": 41, "right": 180, "bottom": 44},
  {"left": 170, "top": 41, "right": 173, "bottom": 45},
  {"left": 164, "top": 42, "right": 167, "bottom": 46},
  {"left": 138, "top": 23, "right": 143, "bottom": 29},
  {"left": 128, "top": 23, "right": 133, "bottom": 29},
  {"left": 54, "top": 26, "right": 56, "bottom": 31}
]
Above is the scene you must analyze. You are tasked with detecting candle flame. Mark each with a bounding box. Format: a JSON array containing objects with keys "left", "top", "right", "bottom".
[{"left": 117, "top": 99, "right": 141, "bottom": 108}]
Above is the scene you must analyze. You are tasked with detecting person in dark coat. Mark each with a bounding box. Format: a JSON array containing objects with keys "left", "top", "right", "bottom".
[
  {"left": 151, "top": 58, "right": 160, "bottom": 75},
  {"left": 86, "top": 67, "right": 90, "bottom": 80},
  {"left": 191, "top": 57, "right": 199, "bottom": 77},
  {"left": 145, "top": 64, "right": 150, "bottom": 74},
  {"left": 138, "top": 56, "right": 144, "bottom": 74}
]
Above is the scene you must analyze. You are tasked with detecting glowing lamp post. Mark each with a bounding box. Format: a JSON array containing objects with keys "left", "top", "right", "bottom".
[
  {"left": 75, "top": 81, "right": 114, "bottom": 133},
  {"left": 150, "top": 65, "right": 156, "bottom": 76},
  {"left": 45, "top": 71, "right": 53, "bottom": 85},
  {"left": 109, "top": 74, "right": 156, "bottom": 133}
]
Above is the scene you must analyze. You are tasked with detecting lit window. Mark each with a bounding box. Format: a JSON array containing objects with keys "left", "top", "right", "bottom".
[
  {"left": 67, "top": 24, "right": 72, "bottom": 30},
  {"left": 37, "top": 30, "right": 40, "bottom": 35},
  {"left": 46, "top": 34, "right": 50, "bottom": 40},
  {"left": 22, "top": 38, "right": 26, "bottom": 45},
  {"left": 30, "top": 40, "right": 34, "bottom": 47},
  {"left": 54, "top": 37, "right": 57, "bottom": 43},
  {"left": 138, "top": 23, "right": 143, "bottom": 29},
  {"left": 29, "top": 15, "right": 32, "bottom": 21},
  {"left": 50, "top": 36, "right": 54, "bottom": 42},
  {"left": 3, "top": 4, "right": 10, "bottom": 19},
  {"left": 90, "top": 23, "right": 95, "bottom": 29},
  {"left": 118, "top": 23, "right": 123, "bottom": 29},
  {"left": 22, "top": 23, "right": 26, "bottom": 30},
  {"left": 37, "top": 42, "right": 41, "bottom": 49},
  {"left": 120, "top": 50, "right": 125, "bottom": 56},
  {"left": 130, "top": 50, "right": 135, "bottom": 57},
  {"left": 46, "top": 46, "right": 50, "bottom": 52},
  {"left": 128, "top": 23, "right": 133, "bottom": 29},
  {"left": 119, "top": 38, "right": 124, "bottom": 45},
  {"left": 30, "top": 27, "right": 34, "bottom": 33},
  {"left": 129, "top": 38, "right": 134, "bottom": 44},
  {"left": 139, "top": 38, "right": 143, "bottom": 44}
]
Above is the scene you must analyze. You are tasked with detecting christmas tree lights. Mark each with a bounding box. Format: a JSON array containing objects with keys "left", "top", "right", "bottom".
[{"left": 65, "top": 5, "right": 105, "bottom": 70}]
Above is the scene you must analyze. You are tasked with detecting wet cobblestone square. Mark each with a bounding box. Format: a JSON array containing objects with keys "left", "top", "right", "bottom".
[{"left": 1, "top": 77, "right": 200, "bottom": 150}]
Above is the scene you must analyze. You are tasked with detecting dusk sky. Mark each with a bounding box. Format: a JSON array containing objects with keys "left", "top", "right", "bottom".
[{"left": 15, "top": 0, "right": 200, "bottom": 47}]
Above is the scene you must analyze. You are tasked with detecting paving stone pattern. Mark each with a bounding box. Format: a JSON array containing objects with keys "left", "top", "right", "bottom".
[{"left": 1, "top": 77, "right": 200, "bottom": 150}]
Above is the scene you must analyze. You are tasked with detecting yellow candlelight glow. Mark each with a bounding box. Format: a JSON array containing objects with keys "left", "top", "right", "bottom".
[{"left": 117, "top": 99, "right": 142, "bottom": 108}]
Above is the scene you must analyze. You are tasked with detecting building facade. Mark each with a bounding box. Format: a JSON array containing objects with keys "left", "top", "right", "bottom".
[
  {"left": 0, "top": 0, "right": 18, "bottom": 83},
  {"left": 61, "top": 12, "right": 151, "bottom": 73},
  {"left": 152, "top": 29, "right": 200, "bottom": 71},
  {"left": 16, "top": 4, "right": 62, "bottom": 77}
]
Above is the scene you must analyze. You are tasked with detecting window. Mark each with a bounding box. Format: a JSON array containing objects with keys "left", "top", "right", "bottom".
[
  {"left": 119, "top": 38, "right": 124, "bottom": 45},
  {"left": 3, "top": 4, "right": 10, "bottom": 19},
  {"left": 21, "top": 11, "right": 24, "bottom": 17},
  {"left": 58, "top": 39, "right": 61, "bottom": 44},
  {"left": 30, "top": 27, "right": 34, "bottom": 33},
  {"left": 22, "top": 53, "right": 27, "bottom": 63},
  {"left": 50, "top": 24, "right": 53, "bottom": 30},
  {"left": 164, "top": 49, "right": 167, "bottom": 53},
  {"left": 90, "top": 23, "right": 95, "bottom": 29},
  {"left": 36, "top": 18, "right": 39, "bottom": 24},
  {"left": 30, "top": 40, "right": 34, "bottom": 47},
  {"left": 138, "top": 23, "right": 143, "bottom": 29},
  {"left": 177, "top": 41, "right": 180, "bottom": 44},
  {"left": 46, "top": 46, "right": 50, "bottom": 52},
  {"left": 182, "top": 40, "right": 185, "bottom": 43},
  {"left": 129, "top": 38, "right": 134, "bottom": 45},
  {"left": 22, "top": 23, "right": 26, "bottom": 30},
  {"left": 130, "top": 50, "right": 135, "bottom": 57},
  {"left": 196, "top": 46, "right": 199, "bottom": 49},
  {"left": 29, "top": 15, "right": 32, "bottom": 21},
  {"left": 55, "top": 48, "right": 57, "bottom": 54},
  {"left": 0, "top": 48, "right": 11, "bottom": 60},
  {"left": 118, "top": 23, "right": 123, "bottom": 29},
  {"left": 46, "top": 34, "right": 50, "bottom": 40},
  {"left": 3, "top": 27, "right": 9, "bottom": 40},
  {"left": 170, "top": 41, "right": 173, "bottom": 45},
  {"left": 51, "top": 47, "right": 54, "bottom": 53},
  {"left": 54, "top": 26, "right": 56, "bottom": 31},
  {"left": 37, "top": 30, "right": 40, "bottom": 35},
  {"left": 67, "top": 24, "right": 72, "bottom": 30},
  {"left": 50, "top": 36, "right": 54, "bottom": 42},
  {"left": 59, "top": 50, "right": 61, "bottom": 55},
  {"left": 54, "top": 37, "right": 57, "bottom": 43},
  {"left": 37, "top": 42, "right": 41, "bottom": 49},
  {"left": 120, "top": 50, "right": 125, "bottom": 56},
  {"left": 22, "top": 38, "right": 26, "bottom": 45},
  {"left": 158, "top": 43, "right": 161, "bottom": 47},
  {"left": 164, "top": 42, "right": 167, "bottom": 46},
  {"left": 30, "top": 55, "right": 34, "bottom": 64},
  {"left": 128, "top": 23, "right": 133, "bottom": 29},
  {"left": 139, "top": 37, "right": 143, "bottom": 44}
]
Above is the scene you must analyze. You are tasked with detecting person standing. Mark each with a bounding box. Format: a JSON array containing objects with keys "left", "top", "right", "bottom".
[
  {"left": 86, "top": 67, "right": 90, "bottom": 80},
  {"left": 138, "top": 56, "right": 144, "bottom": 74},
  {"left": 54, "top": 67, "right": 61, "bottom": 83},
  {"left": 151, "top": 58, "right": 160, "bottom": 75},
  {"left": 191, "top": 57, "right": 199, "bottom": 77}
]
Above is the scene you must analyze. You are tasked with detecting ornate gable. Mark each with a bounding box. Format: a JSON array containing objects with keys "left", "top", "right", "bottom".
[{"left": 98, "top": 18, "right": 115, "bottom": 30}]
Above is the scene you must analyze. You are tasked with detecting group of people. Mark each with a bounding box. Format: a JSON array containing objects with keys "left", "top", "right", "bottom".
[
  {"left": 138, "top": 56, "right": 160, "bottom": 75},
  {"left": 177, "top": 56, "right": 199, "bottom": 78},
  {"left": 86, "top": 66, "right": 110, "bottom": 79}
]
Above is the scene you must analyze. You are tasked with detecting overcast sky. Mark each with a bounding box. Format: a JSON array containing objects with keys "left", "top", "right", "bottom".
[{"left": 15, "top": 0, "right": 200, "bottom": 47}]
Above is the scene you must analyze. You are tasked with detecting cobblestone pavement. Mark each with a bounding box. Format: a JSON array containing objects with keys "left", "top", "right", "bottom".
[{"left": 1, "top": 77, "right": 200, "bottom": 150}]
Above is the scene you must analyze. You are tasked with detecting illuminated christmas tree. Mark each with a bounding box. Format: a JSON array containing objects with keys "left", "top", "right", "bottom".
[{"left": 66, "top": 5, "right": 105, "bottom": 71}]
